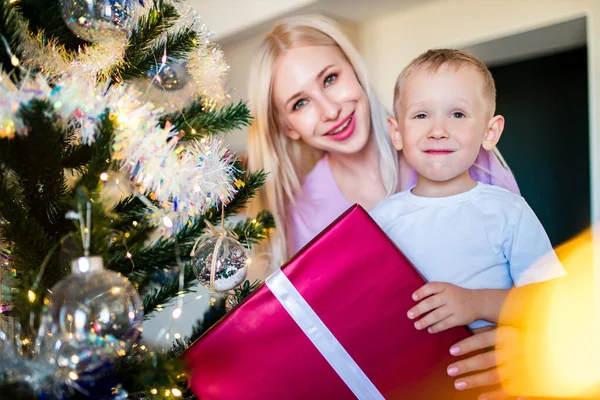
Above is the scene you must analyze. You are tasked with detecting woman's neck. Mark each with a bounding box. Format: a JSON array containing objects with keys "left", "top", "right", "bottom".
[
  {"left": 328, "top": 134, "right": 380, "bottom": 178},
  {"left": 327, "top": 134, "right": 387, "bottom": 210}
]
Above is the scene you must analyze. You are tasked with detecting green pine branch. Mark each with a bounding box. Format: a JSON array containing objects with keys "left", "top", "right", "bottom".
[
  {"left": 115, "top": 345, "right": 188, "bottom": 398},
  {"left": 215, "top": 166, "right": 268, "bottom": 218},
  {"left": 61, "top": 144, "right": 92, "bottom": 175},
  {"left": 226, "top": 279, "right": 262, "bottom": 311},
  {"left": 141, "top": 263, "right": 197, "bottom": 317},
  {"left": 136, "top": 26, "right": 198, "bottom": 80},
  {"left": 140, "top": 210, "right": 273, "bottom": 316},
  {"left": 110, "top": 0, "right": 180, "bottom": 81},
  {"left": 0, "top": 100, "right": 75, "bottom": 290},
  {"left": 106, "top": 168, "right": 268, "bottom": 289},
  {"left": 188, "top": 297, "right": 226, "bottom": 343},
  {"left": 231, "top": 211, "right": 275, "bottom": 248},
  {"left": 78, "top": 111, "right": 114, "bottom": 192},
  {"left": 0, "top": 0, "right": 27, "bottom": 76},
  {"left": 166, "top": 100, "right": 253, "bottom": 138},
  {"left": 0, "top": 170, "right": 52, "bottom": 290}
]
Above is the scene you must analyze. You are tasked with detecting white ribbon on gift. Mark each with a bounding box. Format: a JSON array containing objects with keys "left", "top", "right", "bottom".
[{"left": 266, "top": 269, "right": 385, "bottom": 400}]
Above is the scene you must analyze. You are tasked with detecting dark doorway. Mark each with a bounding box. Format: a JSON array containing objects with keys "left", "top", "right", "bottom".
[{"left": 490, "top": 47, "right": 590, "bottom": 246}]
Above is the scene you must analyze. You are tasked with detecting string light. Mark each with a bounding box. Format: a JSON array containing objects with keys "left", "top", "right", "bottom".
[
  {"left": 172, "top": 307, "right": 182, "bottom": 319},
  {"left": 172, "top": 388, "right": 182, "bottom": 397},
  {"left": 27, "top": 290, "right": 36, "bottom": 303},
  {"left": 100, "top": 172, "right": 108, "bottom": 181}
]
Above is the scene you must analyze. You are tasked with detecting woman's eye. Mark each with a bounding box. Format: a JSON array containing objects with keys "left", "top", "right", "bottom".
[
  {"left": 324, "top": 73, "right": 338, "bottom": 87},
  {"left": 293, "top": 99, "right": 308, "bottom": 111}
]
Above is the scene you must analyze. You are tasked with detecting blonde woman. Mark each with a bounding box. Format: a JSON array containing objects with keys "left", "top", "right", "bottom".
[{"left": 247, "top": 15, "right": 522, "bottom": 399}]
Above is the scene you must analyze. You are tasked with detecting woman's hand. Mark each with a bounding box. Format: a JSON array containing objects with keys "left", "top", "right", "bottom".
[{"left": 446, "top": 326, "right": 528, "bottom": 400}]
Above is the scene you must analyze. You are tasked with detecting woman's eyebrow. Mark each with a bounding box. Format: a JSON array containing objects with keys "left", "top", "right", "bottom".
[{"left": 285, "top": 64, "right": 335, "bottom": 106}]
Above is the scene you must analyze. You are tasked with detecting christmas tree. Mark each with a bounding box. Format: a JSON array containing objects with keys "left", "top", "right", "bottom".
[{"left": 0, "top": 0, "right": 273, "bottom": 398}]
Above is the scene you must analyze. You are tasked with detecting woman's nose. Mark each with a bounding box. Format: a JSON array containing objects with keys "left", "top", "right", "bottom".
[{"left": 318, "top": 96, "right": 342, "bottom": 122}]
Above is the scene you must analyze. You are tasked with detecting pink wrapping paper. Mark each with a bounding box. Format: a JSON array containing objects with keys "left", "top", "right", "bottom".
[{"left": 185, "top": 204, "right": 485, "bottom": 399}]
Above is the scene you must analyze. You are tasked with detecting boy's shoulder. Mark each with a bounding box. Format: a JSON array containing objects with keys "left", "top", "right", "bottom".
[
  {"left": 371, "top": 190, "right": 412, "bottom": 211},
  {"left": 369, "top": 190, "right": 414, "bottom": 226},
  {"left": 476, "top": 183, "right": 527, "bottom": 209}
]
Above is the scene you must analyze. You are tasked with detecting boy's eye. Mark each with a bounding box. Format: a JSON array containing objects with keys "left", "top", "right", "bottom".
[
  {"left": 293, "top": 99, "right": 308, "bottom": 111},
  {"left": 451, "top": 112, "right": 465, "bottom": 118},
  {"left": 324, "top": 73, "right": 337, "bottom": 87},
  {"left": 414, "top": 113, "right": 427, "bottom": 119}
]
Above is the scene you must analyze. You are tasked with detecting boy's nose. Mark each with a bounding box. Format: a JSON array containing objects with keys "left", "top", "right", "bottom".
[{"left": 428, "top": 123, "right": 449, "bottom": 139}]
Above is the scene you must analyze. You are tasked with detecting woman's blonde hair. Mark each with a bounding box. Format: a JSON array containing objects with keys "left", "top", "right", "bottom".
[{"left": 246, "top": 15, "right": 398, "bottom": 277}]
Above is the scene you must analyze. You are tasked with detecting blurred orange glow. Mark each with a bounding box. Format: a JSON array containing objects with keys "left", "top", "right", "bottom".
[{"left": 499, "top": 226, "right": 600, "bottom": 398}]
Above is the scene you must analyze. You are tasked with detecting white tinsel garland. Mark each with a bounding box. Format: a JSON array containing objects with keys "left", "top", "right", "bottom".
[{"left": 0, "top": 72, "right": 237, "bottom": 226}]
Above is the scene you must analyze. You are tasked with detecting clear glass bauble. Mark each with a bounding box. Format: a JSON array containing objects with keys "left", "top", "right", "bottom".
[
  {"left": 61, "top": 0, "right": 135, "bottom": 43},
  {"left": 39, "top": 256, "right": 142, "bottom": 373},
  {"left": 191, "top": 236, "right": 249, "bottom": 293},
  {"left": 147, "top": 61, "right": 189, "bottom": 91}
]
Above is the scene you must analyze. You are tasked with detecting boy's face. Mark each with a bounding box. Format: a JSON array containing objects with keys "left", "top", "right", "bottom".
[{"left": 390, "top": 64, "right": 503, "bottom": 185}]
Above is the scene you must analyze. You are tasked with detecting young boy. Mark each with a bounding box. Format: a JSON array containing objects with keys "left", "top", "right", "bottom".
[{"left": 370, "top": 49, "right": 566, "bottom": 332}]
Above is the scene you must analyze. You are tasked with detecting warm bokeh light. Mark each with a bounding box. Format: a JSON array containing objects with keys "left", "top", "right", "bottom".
[{"left": 499, "top": 226, "right": 600, "bottom": 398}]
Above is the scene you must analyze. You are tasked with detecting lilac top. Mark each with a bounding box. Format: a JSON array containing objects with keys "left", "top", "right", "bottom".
[{"left": 287, "top": 148, "right": 520, "bottom": 255}]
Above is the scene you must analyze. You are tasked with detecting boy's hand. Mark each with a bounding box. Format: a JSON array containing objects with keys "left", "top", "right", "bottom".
[{"left": 407, "top": 282, "right": 479, "bottom": 333}]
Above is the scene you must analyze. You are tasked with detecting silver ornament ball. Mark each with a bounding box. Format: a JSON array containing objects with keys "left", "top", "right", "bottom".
[
  {"left": 39, "top": 256, "right": 142, "bottom": 373},
  {"left": 192, "top": 236, "right": 249, "bottom": 293},
  {"left": 147, "top": 61, "right": 190, "bottom": 91},
  {"left": 61, "top": 0, "right": 135, "bottom": 43}
]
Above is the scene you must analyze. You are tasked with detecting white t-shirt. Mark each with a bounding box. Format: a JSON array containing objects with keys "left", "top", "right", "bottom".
[{"left": 370, "top": 183, "right": 566, "bottom": 329}]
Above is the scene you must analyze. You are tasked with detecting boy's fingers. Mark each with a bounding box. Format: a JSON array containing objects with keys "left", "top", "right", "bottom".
[
  {"left": 414, "top": 306, "right": 449, "bottom": 330},
  {"left": 412, "top": 281, "right": 445, "bottom": 301},
  {"left": 427, "top": 315, "right": 457, "bottom": 333},
  {"left": 407, "top": 294, "right": 444, "bottom": 319}
]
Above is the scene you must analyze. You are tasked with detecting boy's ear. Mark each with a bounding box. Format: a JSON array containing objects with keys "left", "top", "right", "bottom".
[
  {"left": 482, "top": 115, "right": 505, "bottom": 150},
  {"left": 388, "top": 117, "right": 403, "bottom": 151}
]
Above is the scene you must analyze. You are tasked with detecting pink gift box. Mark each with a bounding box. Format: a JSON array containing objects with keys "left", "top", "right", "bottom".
[{"left": 185, "top": 204, "right": 486, "bottom": 399}]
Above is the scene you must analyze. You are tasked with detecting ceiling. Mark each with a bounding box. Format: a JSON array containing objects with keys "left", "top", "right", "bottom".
[{"left": 189, "top": 0, "right": 429, "bottom": 43}]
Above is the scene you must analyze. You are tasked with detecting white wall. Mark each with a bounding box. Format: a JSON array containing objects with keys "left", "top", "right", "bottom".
[
  {"left": 220, "top": 33, "right": 265, "bottom": 153},
  {"left": 359, "top": 0, "right": 600, "bottom": 224}
]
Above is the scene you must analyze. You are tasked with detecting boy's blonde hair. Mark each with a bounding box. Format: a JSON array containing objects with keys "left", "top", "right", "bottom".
[
  {"left": 393, "top": 49, "right": 496, "bottom": 116},
  {"left": 246, "top": 15, "right": 398, "bottom": 277}
]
